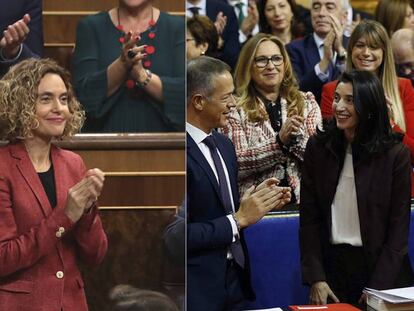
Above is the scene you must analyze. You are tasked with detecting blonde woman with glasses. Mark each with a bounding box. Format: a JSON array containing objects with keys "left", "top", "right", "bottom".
[{"left": 221, "top": 33, "right": 321, "bottom": 204}]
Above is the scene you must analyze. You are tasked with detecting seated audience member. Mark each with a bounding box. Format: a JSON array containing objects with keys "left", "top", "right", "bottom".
[
  {"left": 187, "top": 56, "right": 291, "bottom": 311},
  {"left": 186, "top": 0, "right": 241, "bottom": 69},
  {"left": 0, "top": 0, "right": 43, "bottom": 77},
  {"left": 186, "top": 15, "right": 219, "bottom": 60},
  {"left": 163, "top": 202, "right": 185, "bottom": 266},
  {"left": 72, "top": 0, "right": 184, "bottom": 132},
  {"left": 300, "top": 70, "right": 414, "bottom": 308},
  {"left": 221, "top": 33, "right": 321, "bottom": 203},
  {"left": 391, "top": 28, "right": 414, "bottom": 86},
  {"left": 375, "top": 0, "right": 414, "bottom": 37},
  {"left": 320, "top": 20, "right": 414, "bottom": 195},
  {"left": 0, "top": 58, "right": 108, "bottom": 310},
  {"left": 286, "top": 0, "right": 348, "bottom": 104},
  {"left": 223, "top": 0, "right": 260, "bottom": 43},
  {"left": 258, "top": 0, "right": 306, "bottom": 45},
  {"left": 110, "top": 285, "right": 179, "bottom": 311},
  {"left": 342, "top": 0, "right": 372, "bottom": 37}
]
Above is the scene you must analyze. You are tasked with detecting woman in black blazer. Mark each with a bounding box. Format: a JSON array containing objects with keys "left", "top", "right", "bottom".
[{"left": 300, "top": 70, "right": 414, "bottom": 307}]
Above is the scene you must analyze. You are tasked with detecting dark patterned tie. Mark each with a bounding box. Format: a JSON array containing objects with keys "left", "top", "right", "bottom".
[
  {"left": 188, "top": 6, "right": 200, "bottom": 16},
  {"left": 203, "top": 135, "right": 245, "bottom": 268}
]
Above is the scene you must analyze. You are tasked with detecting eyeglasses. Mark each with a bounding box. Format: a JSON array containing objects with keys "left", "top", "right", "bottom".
[{"left": 254, "top": 55, "right": 284, "bottom": 68}]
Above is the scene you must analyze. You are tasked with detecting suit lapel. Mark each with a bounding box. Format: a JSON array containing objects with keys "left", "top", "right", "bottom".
[
  {"left": 50, "top": 145, "right": 66, "bottom": 210},
  {"left": 206, "top": 0, "right": 215, "bottom": 20},
  {"left": 213, "top": 132, "right": 240, "bottom": 208},
  {"left": 11, "top": 142, "right": 52, "bottom": 217},
  {"left": 187, "top": 133, "right": 221, "bottom": 200},
  {"left": 306, "top": 35, "right": 321, "bottom": 67}
]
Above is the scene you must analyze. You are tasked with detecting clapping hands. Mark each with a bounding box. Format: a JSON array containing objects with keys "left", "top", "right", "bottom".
[
  {"left": 0, "top": 14, "right": 31, "bottom": 59},
  {"left": 64, "top": 168, "right": 105, "bottom": 223}
]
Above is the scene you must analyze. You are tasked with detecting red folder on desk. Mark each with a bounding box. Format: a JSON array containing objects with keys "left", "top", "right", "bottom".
[{"left": 289, "top": 303, "right": 361, "bottom": 311}]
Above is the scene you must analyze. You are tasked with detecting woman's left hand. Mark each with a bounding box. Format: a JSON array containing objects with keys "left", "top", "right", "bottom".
[
  {"left": 84, "top": 168, "right": 105, "bottom": 211},
  {"left": 279, "top": 115, "right": 304, "bottom": 145}
]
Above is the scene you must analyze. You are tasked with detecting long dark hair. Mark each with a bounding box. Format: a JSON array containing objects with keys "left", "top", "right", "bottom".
[{"left": 318, "top": 70, "right": 400, "bottom": 155}]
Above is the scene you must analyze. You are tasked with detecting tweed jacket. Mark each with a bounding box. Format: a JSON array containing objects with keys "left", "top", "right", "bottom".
[
  {"left": 220, "top": 91, "right": 322, "bottom": 202},
  {"left": 0, "top": 142, "right": 108, "bottom": 311}
]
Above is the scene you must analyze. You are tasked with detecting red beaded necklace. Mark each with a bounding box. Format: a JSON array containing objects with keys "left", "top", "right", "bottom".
[{"left": 116, "top": 6, "right": 157, "bottom": 88}]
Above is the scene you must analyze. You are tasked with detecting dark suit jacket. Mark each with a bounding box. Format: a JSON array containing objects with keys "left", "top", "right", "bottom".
[
  {"left": 0, "top": 142, "right": 107, "bottom": 311},
  {"left": 187, "top": 130, "right": 253, "bottom": 311},
  {"left": 300, "top": 135, "right": 414, "bottom": 290},
  {"left": 0, "top": 0, "right": 43, "bottom": 77},
  {"left": 206, "top": 0, "right": 241, "bottom": 69},
  {"left": 163, "top": 201, "right": 185, "bottom": 266},
  {"left": 286, "top": 34, "right": 348, "bottom": 104}
]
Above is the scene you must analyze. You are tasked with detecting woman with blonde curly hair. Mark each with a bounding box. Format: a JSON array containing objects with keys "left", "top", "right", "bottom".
[
  {"left": 0, "top": 58, "right": 107, "bottom": 311},
  {"left": 221, "top": 33, "right": 321, "bottom": 203}
]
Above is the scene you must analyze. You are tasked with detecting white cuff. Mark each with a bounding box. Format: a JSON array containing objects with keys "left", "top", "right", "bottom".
[
  {"left": 0, "top": 44, "right": 23, "bottom": 62},
  {"left": 314, "top": 63, "right": 329, "bottom": 83},
  {"left": 226, "top": 214, "right": 239, "bottom": 242}
]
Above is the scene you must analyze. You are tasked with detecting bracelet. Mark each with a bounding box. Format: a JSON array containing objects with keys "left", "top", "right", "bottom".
[
  {"left": 276, "top": 134, "right": 289, "bottom": 154},
  {"left": 135, "top": 69, "right": 152, "bottom": 88},
  {"left": 232, "top": 213, "right": 241, "bottom": 232}
]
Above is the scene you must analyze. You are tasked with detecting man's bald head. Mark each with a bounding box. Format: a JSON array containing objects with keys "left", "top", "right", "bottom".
[{"left": 391, "top": 28, "right": 414, "bottom": 83}]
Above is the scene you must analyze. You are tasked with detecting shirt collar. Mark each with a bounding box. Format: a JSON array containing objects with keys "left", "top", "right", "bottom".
[
  {"left": 186, "top": 122, "right": 211, "bottom": 145},
  {"left": 186, "top": 0, "right": 206, "bottom": 15},
  {"left": 313, "top": 32, "right": 325, "bottom": 49}
]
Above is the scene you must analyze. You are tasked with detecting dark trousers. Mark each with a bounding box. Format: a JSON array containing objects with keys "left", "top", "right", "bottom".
[
  {"left": 224, "top": 260, "right": 246, "bottom": 311},
  {"left": 325, "top": 244, "right": 369, "bottom": 308}
]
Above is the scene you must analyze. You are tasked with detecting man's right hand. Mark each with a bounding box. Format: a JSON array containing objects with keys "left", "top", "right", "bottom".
[
  {"left": 320, "top": 30, "right": 335, "bottom": 73},
  {"left": 235, "top": 178, "right": 291, "bottom": 228},
  {"left": 0, "top": 14, "right": 31, "bottom": 59},
  {"left": 310, "top": 281, "right": 339, "bottom": 305}
]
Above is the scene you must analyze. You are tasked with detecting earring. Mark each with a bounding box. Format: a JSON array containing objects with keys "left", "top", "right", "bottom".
[{"left": 200, "top": 50, "right": 205, "bottom": 55}]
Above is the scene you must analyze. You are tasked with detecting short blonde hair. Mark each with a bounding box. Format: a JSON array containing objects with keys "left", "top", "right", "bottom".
[
  {"left": 234, "top": 33, "right": 304, "bottom": 122},
  {"left": 0, "top": 58, "right": 85, "bottom": 141}
]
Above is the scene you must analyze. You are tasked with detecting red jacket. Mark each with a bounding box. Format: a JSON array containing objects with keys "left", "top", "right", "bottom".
[
  {"left": 0, "top": 142, "right": 108, "bottom": 310},
  {"left": 321, "top": 78, "right": 414, "bottom": 195}
]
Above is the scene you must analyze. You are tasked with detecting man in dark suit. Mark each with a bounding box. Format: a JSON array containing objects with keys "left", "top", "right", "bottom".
[
  {"left": 286, "top": 0, "right": 348, "bottom": 104},
  {"left": 0, "top": 0, "right": 43, "bottom": 77},
  {"left": 187, "top": 56, "right": 291, "bottom": 311},
  {"left": 187, "top": 0, "right": 241, "bottom": 69}
]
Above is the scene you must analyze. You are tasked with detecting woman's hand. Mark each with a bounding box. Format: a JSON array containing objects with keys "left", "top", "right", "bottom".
[
  {"left": 310, "top": 281, "right": 339, "bottom": 305},
  {"left": 64, "top": 168, "right": 105, "bottom": 222},
  {"left": 278, "top": 115, "right": 304, "bottom": 145},
  {"left": 119, "top": 31, "right": 145, "bottom": 69}
]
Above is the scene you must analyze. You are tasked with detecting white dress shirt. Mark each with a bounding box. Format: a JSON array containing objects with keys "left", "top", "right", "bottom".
[
  {"left": 186, "top": 122, "right": 239, "bottom": 240},
  {"left": 228, "top": 0, "right": 259, "bottom": 42},
  {"left": 186, "top": 0, "right": 207, "bottom": 17}
]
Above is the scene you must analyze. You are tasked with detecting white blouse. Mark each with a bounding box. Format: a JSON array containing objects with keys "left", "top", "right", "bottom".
[{"left": 330, "top": 145, "right": 363, "bottom": 246}]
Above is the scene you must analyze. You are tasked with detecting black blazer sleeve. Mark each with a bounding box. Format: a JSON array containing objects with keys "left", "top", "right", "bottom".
[{"left": 299, "top": 137, "right": 327, "bottom": 285}]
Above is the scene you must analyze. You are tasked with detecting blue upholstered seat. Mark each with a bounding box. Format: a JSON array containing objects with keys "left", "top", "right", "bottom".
[{"left": 243, "top": 209, "right": 414, "bottom": 309}]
